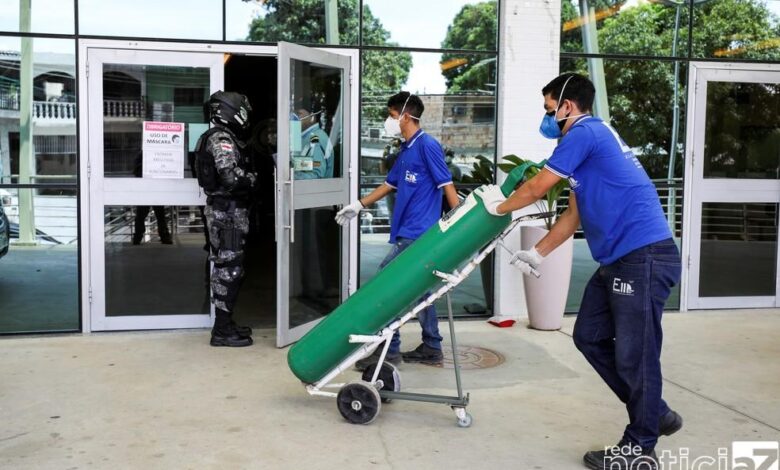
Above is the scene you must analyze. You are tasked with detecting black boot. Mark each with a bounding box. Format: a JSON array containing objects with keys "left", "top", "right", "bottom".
[
  {"left": 583, "top": 440, "right": 657, "bottom": 470},
  {"left": 229, "top": 320, "right": 252, "bottom": 337},
  {"left": 659, "top": 409, "right": 683, "bottom": 436},
  {"left": 210, "top": 323, "right": 253, "bottom": 347},
  {"left": 211, "top": 310, "right": 252, "bottom": 347}
]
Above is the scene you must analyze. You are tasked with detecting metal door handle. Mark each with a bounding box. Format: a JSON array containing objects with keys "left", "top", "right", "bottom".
[
  {"left": 286, "top": 170, "right": 295, "bottom": 243},
  {"left": 273, "top": 168, "right": 278, "bottom": 242}
]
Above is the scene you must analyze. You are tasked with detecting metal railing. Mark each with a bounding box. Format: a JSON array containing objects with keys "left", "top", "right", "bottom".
[{"left": 0, "top": 94, "right": 144, "bottom": 120}]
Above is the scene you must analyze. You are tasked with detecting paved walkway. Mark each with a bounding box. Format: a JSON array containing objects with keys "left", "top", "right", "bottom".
[{"left": 1, "top": 309, "right": 778, "bottom": 469}]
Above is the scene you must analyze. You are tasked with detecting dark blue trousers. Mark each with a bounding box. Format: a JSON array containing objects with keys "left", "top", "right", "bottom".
[
  {"left": 379, "top": 237, "right": 443, "bottom": 355},
  {"left": 573, "top": 238, "right": 681, "bottom": 449}
]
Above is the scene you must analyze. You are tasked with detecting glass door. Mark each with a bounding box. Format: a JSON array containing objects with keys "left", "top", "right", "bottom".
[
  {"left": 87, "top": 47, "right": 223, "bottom": 330},
  {"left": 276, "top": 42, "right": 352, "bottom": 346},
  {"left": 683, "top": 64, "right": 780, "bottom": 310}
]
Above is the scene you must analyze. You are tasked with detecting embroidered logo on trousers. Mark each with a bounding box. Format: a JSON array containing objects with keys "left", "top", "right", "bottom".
[{"left": 612, "top": 278, "right": 635, "bottom": 296}]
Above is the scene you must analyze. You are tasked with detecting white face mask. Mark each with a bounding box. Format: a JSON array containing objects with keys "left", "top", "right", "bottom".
[
  {"left": 383, "top": 95, "right": 419, "bottom": 138},
  {"left": 384, "top": 115, "right": 402, "bottom": 137}
]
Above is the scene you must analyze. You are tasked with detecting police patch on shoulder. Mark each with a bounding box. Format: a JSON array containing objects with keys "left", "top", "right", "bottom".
[
  {"left": 220, "top": 142, "right": 234, "bottom": 152},
  {"left": 310, "top": 135, "right": 320, "bottom": 143}
]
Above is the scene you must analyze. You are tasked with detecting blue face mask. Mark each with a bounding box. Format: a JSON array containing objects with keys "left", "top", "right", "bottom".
[{"left": 539, "top": 111, "right": 563, "bottom": 139}]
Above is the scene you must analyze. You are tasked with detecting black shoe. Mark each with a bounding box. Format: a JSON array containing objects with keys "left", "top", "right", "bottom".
[
  {"left": 230, "top": 320, "right": 252, "bottom": 337},
  {"left": 210, "top": 324, "right": 253, "bottom": 347},
  {"left": 355, "top": 348, "right": 401, "bottom": 371},
  {"left": 160, "top": 234, "right": 173, "bottom": 244},
  {"left": 659, "top": 409, "right": 683, "bottom": 436},
  {"left": 132, "top": 237, "right": 142, "bottom": 245},
  {"left": 401, "top": 343, "right": 443, "bottom": 365},
  {"left": 583, "top": 441, "right": 657, "bottom": 470}
]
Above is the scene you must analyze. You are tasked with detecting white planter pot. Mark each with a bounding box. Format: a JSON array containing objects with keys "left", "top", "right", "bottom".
[{"left": 520, "top": 226, "right": 574, "bottom": 330}]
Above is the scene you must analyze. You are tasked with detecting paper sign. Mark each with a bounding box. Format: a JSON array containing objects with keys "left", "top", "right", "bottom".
[{"left": 142, "top": 121, "right": 185, "bottom": 179}]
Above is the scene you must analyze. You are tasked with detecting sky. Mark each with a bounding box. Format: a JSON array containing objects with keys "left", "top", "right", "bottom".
[{"left": 1, "top": 0, "right": 779, "bottom": 91}]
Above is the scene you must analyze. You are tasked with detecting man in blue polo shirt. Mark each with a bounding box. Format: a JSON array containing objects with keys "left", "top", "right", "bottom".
[
  {"left": 335, "top": 91, "right": 460, "bottom": 369},
  {"left": 476, "top": 74, "right": 682, "bottom": 470}
]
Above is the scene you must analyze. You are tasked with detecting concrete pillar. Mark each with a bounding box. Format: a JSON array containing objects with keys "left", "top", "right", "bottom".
[
  {"left": 18, "top": 0, "right": 37, "bottom": 245},
  {"left": 493, "top": 0, "right": 561, "bottom": 322}
]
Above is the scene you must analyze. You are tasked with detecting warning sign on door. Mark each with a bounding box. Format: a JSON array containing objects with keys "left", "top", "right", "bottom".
[{"left": 142, "top": 121, "right": 185, "bottom": 179}]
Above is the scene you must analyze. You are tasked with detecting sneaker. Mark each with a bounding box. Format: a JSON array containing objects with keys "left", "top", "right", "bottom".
[
  {"left": 401, "top": 343, "right": 443, "bottom": 365},
  {"left": 355, "top": 348, "right": 401, "bottom": 371},
  {"left": 210, "top": 324, "right": 253, "bottom": 347},
  {"left": 659, "top": 409, "right": 683, "bottom": 436},
  {"left": 583, "top": 440, "right": 657, "bottom": 470}
]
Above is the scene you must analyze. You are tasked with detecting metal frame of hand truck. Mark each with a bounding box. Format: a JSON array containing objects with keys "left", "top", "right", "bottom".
[{"left": 303, "top": 212, "right": 553, "bottom": 427}]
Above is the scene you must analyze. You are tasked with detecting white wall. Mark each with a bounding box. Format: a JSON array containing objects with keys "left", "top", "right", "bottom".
[{"left": 493, "top": 0, "right": 561, "bottom": 321}]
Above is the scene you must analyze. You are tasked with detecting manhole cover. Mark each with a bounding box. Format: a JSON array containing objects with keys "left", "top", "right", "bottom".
[{"left": 437, "top": 345, "right": 505, "bottom": 370}]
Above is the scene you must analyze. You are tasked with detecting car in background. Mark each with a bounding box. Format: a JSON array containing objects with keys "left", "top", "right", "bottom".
[{"left": 0, "top": 193, "right": 9, "bottom": 259}]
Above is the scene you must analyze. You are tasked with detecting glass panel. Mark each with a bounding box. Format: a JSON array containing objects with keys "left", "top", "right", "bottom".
[
  {"left": 703, "top": 81, "right": 780, "bottom": 179},
  {"left": 0, "top": 0, "right": 75, "bottom": 35},
  {"left": 102, "top": 64, "right": 210, "bottom": 178},
  {"left": 359, "top": 49, "right": 497, "bottom": 315},
  {"left": 0, "top": 187, "right": 79, "bottom": 333},
  {"left": 289, "top": 207, "right": 341, "bottom": 328},
  {"left": 362, "top": 0, "right": 497, "bottom": 51},
  {"left": 0, "top": 37, "right": 77, "bottom": 185},
  {"left": 692, "top": 0, "right": 780, "bottom": 60},
  {"left": 288, "top": 59, "right": 343, "bottom": 180},
  {"left": 561, "top": 0, "right": 690, "bottom": 57},
  {"left": 226, "top": 0, "right": 359, "bottom": 45},
  {"left": 104, "top": 205, "right": 210, "bottom": 316},
  {"left": 79, "top": 0, "right": 221, "bottom": 40},
  {"left": 559, "top": 58, "right": 686, "bottom": 311},
  {"left": 699, "top": 202, "right": 778, "bottom": 297}
]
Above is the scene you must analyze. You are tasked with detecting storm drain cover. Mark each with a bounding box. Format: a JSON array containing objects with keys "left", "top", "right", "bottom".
[{"left": 439, "top": 345, "right": 505, "bottom": 370}]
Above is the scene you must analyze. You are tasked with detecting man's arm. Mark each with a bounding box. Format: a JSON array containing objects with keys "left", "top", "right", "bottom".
[
  {"left": 495, "top": 168, "right": 562, "bottom": 215},
  {"left": 443, "top": 183, "right": 460, "bottom": 209},
  {"left": 359, "top": 183, "right": 394, "bottom": 207},
  {"left": 535, "top": 192, "right": 580, "bottom": 256}
]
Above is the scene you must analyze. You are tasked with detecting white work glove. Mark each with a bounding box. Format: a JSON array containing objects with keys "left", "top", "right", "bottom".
[
  {"left": 474, "top": 184, "right": 506, "bottom": 216},
  {"left": 510, "top": 247, "right": 544, "bottom": 278},
  {"left": 335, "top": 200, "right": 364, "bottom": 226}
]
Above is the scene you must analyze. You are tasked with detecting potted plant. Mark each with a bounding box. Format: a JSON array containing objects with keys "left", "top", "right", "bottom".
[{"left": 497, "top": 155, "right": 573, "bottom": 330}]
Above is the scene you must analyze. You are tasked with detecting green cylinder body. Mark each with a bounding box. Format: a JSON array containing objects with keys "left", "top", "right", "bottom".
[
  {"left": 287, "top": 163, "right": 539, "bottom": 384},
  {"left": 287, "top": 193, "right": 508, "bottom": 383}
]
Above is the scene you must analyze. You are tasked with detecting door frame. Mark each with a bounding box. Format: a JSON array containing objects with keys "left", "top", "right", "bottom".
[
  {"left": 275, "top": 41, "right": 353, "bottom": 347},
  {"left": 680, "top": 61, "right": 780, "bottom": 311},
  {"left": 77, "top": 39, "right": 360, "bottom": 333}
]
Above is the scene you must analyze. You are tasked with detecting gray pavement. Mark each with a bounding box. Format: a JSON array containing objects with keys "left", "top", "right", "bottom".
[{"left": 1, "top": 309, "right": 778, "bottom": 469}]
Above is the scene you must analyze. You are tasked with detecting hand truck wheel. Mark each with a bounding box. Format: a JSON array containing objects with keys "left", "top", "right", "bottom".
[
  {"left": 336, "top": 381, "right": 382, "bottom": 425},
  {"left": 361, "top": 362, "right": 401, "bottom": 403}
]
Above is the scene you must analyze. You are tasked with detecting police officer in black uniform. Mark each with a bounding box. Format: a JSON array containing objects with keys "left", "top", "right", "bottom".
[{"left": 195, "top": 91, "right": 257, "bottom": 347}]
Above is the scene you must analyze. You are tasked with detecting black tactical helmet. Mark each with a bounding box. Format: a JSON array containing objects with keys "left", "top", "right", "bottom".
[{"left": 207, "top": 91, "right": 252, "bottom": 133}]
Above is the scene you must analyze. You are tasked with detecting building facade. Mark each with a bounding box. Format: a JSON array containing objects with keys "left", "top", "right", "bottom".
[{"left": 0, "top": 0, "right": 777, "bottom": 340}]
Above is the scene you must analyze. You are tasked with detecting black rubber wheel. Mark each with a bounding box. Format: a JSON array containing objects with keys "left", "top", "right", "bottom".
[
  {"left": 336, "top": 381, "right": 382, "bottom": 425},
  {"left": 362, "top": 362, "right": 401, "bottom": 403}
]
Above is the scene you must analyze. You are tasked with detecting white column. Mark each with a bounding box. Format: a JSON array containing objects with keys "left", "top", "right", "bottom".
[{"left": 493, "top": 0, "right": 561, "bottom": 322}]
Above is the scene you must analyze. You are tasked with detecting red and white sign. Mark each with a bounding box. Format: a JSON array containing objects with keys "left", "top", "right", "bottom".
[{"left": 142, "top": 121, "right": 185, "bottom": 179}]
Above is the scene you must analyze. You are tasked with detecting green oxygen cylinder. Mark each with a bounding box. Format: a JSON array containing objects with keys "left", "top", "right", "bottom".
[{"left": 287, "top": 161, "right": 546, "bottom": 384}]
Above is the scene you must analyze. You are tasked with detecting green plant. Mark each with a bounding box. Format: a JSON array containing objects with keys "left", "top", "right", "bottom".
[
  {"left": 497, "top": 154, "right": 569, "bottom": 230},
  {"left": 459, "top": 155, "right": 494, "bottom": 185}
]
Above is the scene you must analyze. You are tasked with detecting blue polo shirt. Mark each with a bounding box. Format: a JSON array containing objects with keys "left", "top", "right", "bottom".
[
  {"left": 545, "top": 116, "right": 672, "bottom": 265},
  {"left": 385, "top": 130, "right": 453, "bottom": 243}
]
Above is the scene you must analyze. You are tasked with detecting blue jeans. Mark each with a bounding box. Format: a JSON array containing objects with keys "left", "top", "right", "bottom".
[
  {"left": 572, "top": 238, "right": 681, "bottom": 450},
  {"left": 380, "top": 237, "right": 443, "bottom": 355}
]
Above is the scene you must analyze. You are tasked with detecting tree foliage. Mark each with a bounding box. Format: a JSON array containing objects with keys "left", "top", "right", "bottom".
[
  {"left": 440, "top": 1, "right": 498, "bottom": 93},
  {"left": 557, "top": 0, "right": 780, "bottom": 178},
  {"left": 245, "top": 0, "right": 412, "bottom": 93}
]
